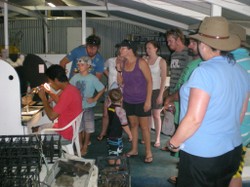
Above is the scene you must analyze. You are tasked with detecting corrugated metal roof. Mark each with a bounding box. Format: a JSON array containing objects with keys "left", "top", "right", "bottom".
[{"left": 1, "top": 0, "right": 250, "bottom": 38}]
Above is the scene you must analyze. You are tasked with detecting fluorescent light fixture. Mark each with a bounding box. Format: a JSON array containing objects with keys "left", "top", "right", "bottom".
[{"left": 47, "top": 2, "right": 56, "bottom": 7}]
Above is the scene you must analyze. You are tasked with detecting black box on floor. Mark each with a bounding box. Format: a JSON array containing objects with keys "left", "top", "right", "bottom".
[{"left": 97, "top": 156, "right": 131, "bottom": 187}]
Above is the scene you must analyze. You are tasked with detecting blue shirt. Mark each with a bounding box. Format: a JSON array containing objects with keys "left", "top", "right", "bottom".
[
  {"left": 180, "top": 56, "right": 250, "bottom": 157},
  {"left": 67, "top": 45, "right": 105, "bottom": 78},
  {"left": 70, "top": 73, "right": 105, "bottom": 109},
  {"left": 232, "top": 48, "right": 250, "bottom": 146}
]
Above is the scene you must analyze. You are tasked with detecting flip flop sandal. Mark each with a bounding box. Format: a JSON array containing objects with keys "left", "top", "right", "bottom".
[
  {"left": 160, "top": 146, "right": 170, "bottom": 152},
  {"left": 125, "top": 152, "right": 138, "bottom": 158},
  {"left": 144, "top": 156, "right": 153, "bottom": 163},
  {"left": 154, "top": 142, "right": 160, "bottom": 148},
  {"left": 167, "top": 176, "right": 177, "bottom": 184}
]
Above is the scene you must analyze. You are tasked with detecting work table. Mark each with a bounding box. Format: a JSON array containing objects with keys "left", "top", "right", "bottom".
[{"left": 21, "top": 102, "right": 51, "bottom": 134}]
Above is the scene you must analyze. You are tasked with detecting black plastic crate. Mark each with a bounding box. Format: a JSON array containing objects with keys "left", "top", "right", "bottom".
[
  {"left": 0, "top": 134, "right": 62, "bottom": 164},
  {"left": 0, "top": 134, "right": 62, "bottom": 186},
  {"left": 40, "top": 134, "right": 62, "bottom": 163},
  {"left": 0, "top": 166, "right": 40, "bottom": 187},
  {"left": 0, "top": 135, "right": 41, "bottom": 172},
  {"left": 97, "top": 156, "right": 130, "bottom": 187}
]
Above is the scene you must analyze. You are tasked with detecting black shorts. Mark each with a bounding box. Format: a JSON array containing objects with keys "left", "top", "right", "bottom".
[
  {"left": 152, "top": 89, "right": 163, "bottom": 109},
  {"left": 123, "top": 101, "right": 151, "bottom": 117},
  {"left": 177, "top": 145, "right": 242, "bottom": 187}
]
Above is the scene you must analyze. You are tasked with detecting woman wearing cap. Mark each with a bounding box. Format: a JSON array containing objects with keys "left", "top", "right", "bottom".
[
  {"left": 117, "top": 39, "right": 153, "bottom": 163},
  {"left": 166, "top": 17, "right": 250, "bottom": 187}
]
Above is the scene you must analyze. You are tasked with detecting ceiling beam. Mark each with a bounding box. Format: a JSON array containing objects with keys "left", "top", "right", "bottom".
[
  {"left": 0, "top": 2, "right": 44, "bottom": 18},
  {"left": 203, "top": 0, "right": 250, "bottom": 16},
  {"left": 87, "top": 11, "right": 166, "bottom": 33},
  {"left": 25, "top": 5, "right": 189, "bottom": 29},
  {"left": 132, "top": 0, "right": 208, "bottom": 20},
  {"left": 116, "top": 7, "right": 189, "bottom": 29},
  {"left": 24, "top": 6, "right": 108, "bottom": 11},
  {"left": 76, "top": 0, "right": 189, "bottom": 29}
]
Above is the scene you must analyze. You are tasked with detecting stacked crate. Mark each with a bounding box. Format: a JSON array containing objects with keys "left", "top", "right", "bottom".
[
  {"left": 0, "top": 134, "right": 61, "bottom": 187},
  {"left": 97, "top": 156, "right": 130, "bottom": 187}
]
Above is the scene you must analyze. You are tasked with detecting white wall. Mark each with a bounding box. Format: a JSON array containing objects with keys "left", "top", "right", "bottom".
[
  {"left": 67, "top": 27, "right": 93, "bottom": 52},
  {"left": 0, "top": 59, "right": 23, "bottom": 135},
  {"left": 36, "top": 54, "right": 72, "bottom": 78}
]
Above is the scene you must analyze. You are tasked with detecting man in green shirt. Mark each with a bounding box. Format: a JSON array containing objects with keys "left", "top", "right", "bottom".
[
  {"left": 164, "top": 38, "right": 202, "bottom": 126},
  {"left": 162, "top": 38, "right": 202, "bottom": 185}
]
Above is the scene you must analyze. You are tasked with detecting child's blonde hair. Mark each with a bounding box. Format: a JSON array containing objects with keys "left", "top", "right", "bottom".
[
  {"left": 77, "top": 56, "right": 92, "bottom": 66},
  {"left": 108, "top": 88, "right": 122, "bottom": 103}
]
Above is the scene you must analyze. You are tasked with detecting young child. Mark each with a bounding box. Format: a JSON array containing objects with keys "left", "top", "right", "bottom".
[
  {"left": 106, "top": 88, "right": 132, "bottom": 165},
  {"left": 70, "top": 56, "right": 105, "bottom": 156}
]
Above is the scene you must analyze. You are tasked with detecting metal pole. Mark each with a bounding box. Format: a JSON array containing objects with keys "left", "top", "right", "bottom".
[
  {"left": 82, "top": 10, "right": 86, "bottom": 45},
  {"left": 3, "top": 2, "right": 9, "bottom": 58},
  {"left": 44, "top": 10, "right": 48, "bottom": 53}
]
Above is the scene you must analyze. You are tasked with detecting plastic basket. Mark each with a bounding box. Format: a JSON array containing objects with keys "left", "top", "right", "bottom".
[
  {"left": 0, "top": 134, "right": 62, "bottom": 186},
  {"left": 42, "top": 158, "right": 95, "bottom": 187},
  {"left": 0, "top": 166, "right": 40, "bottom": 187},
  {"left": 97, "top": 156, "right": 130, "bottom": 187}
]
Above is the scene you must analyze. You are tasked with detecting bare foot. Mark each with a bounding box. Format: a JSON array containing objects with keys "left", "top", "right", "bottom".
[
  {"left": 154, "top": 142, "right": 160, "bottom": 148},
  {"left": 81, "top": 147, "right": 88, "bottom": 156},
  {"left": 97, "top": 134, "right": 106, "bottom": 141},
  {"left": 125, "top": 150, "right": 138, "bottom": 157}
]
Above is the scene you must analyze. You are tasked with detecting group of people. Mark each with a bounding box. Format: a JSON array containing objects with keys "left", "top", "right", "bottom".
[
  {"left": 33, "top": 16, "right": 249, "bottom": 187},
  {"left": 164, "top": 17, "right": 250, "bottom": 187}
]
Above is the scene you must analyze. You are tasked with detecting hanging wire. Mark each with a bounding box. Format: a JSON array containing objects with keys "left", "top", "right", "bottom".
[{"left": 35, "top": 134, "right": 49, "bottom": 174}]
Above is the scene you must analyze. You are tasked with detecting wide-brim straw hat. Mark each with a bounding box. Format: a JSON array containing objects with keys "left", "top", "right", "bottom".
[
  {"left": 190, "top": 16, "right": 240, "bottom": 51},
  {"left": 229, "top": 22, "right": 250, "bottom": 48}
]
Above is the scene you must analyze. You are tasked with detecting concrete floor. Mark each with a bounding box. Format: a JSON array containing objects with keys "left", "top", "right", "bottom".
[
  {"left": 81, "top": 101, "right": 250, "bottom": 187},
  {"left": 85, "top": 116, "right": 177, "bottom": 187}
]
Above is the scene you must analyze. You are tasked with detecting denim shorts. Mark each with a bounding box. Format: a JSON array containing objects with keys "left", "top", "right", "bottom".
[{"left": 79, "top": 107, "right": 95, "bottom": 133}]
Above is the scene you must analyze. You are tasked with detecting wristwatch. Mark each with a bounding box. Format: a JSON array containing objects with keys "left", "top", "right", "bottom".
[{"left": 167, "top": 142, "right": 180, "bottom": 151}]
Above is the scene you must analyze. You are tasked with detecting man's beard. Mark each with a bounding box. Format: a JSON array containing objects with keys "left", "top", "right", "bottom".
[{"left": 188, "top": 48, "right": 196, "bottom": 57}]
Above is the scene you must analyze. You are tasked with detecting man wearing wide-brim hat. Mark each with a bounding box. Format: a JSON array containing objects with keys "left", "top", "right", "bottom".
[
  {"left": 167, "top": 16, "right": 250, "bottom": 187},
  {"left": 228, "top": 22, "right": 250, "bottom": 187}
]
